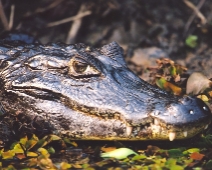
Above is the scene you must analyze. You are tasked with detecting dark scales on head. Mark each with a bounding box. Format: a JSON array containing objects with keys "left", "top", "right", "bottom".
[{"left": 0, "top": 33, "right": 210, "bottom": 146}]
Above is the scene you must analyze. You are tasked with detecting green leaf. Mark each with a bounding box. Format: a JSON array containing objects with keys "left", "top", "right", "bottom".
[
  {"left": 25, "top": 134, "right": 39, "bottom": 150},
  {"left": 168, "top": 149, "right": 183, "bottom": 158},
  {"left": 170, "top": 165, "right": 184, "bottom": 170},
  {"left": 101, "top": 148, "right": 138, "bottom": 159},
  {"left": 47, "top": 147, "right": 55, "bottom": 154},
  {"left": 183, "top": 148, "right": 200, "bottom": 155},
  {"left": 170, "top": 66, "right": 177, "bottom": 76},
  {"left": 131, "top": 154, "right": 147, "bottom": 161},
  {"left": 185, "top": 35, "right": 198, "bottom": 48},
  {"left": 156, "top": 77, "right": 166, "bottom": 89},
  {"left": 165, "top": 158, "right": 177, "bottom": 166}
]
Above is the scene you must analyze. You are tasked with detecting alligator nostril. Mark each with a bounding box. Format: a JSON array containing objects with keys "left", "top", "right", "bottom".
[{"left": 189, "top": 110, "right": 194, "bottom": 114}]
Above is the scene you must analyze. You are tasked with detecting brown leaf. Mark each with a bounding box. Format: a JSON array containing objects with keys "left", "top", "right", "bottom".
[
  {"left": 101, "top": 147, "right": 117, "bottom": 152},
  {"left": 190, "top": 152, "right": 205, "bottom": 161},
  {"left": 164, "top": 81, "right": 182, "bottom": 95},
  {"left": 15, "top": 153, "right": 26, "bottom": 160},
  {"left": 146, "top": 145, "right": 160, "bottom": 155}
]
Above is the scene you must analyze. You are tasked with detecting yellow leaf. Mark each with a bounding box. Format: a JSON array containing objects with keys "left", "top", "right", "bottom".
[
  {"left": 27, "top": 151, "right": 38, "bottom": 157},
  {"left": 38, "top": 158, "right": 56, "bottom": 169},
  {"left": 60, "top": 162, "right": 72, "bottom": 169},
  {"left": 50, "top": 134, "right": 61, "bottom": 141},
  {"left": 13, "top": 143, "right": 22, "bottom": 150},
  {"left": 13, "top": 148, "right": 24, "bottom": 154},
  {"left": 37, "top": 148, "right": 50, "bottom": 158},
  {"left": 2, "top": 150, "right": 15, "bottom": 159},
  {"left": 27, "top": 158, "right": 38, "bottom": 167},
  {"left": 197, "top": 95, "right": 209, "bottom": 102},
  {"left": 20, "top": 136, "right": 28, "bottom": 146},
  {"left": 72, "top": 164, "right": 82, "bottom": 168}
]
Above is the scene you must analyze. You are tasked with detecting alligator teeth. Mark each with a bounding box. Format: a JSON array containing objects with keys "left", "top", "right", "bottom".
[
  {"left": 154, "top": 119, "right": 159, "bottom": 125},
  {"left": 183, "top": 131, "right": 188, "bottom": 137},
  {"left": 169, "top": 132, "right": 176, "bottom": 141},
  {"left": 126, "top": 126, "right": 133, "bottom": 136}
]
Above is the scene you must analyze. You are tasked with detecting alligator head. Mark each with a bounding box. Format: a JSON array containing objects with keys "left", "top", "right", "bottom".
[{"left": 0, "top": 41, "right": 211, "bottom": 141}]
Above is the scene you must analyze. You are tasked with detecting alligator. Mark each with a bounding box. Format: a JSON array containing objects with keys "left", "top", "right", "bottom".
[{"left": 0, "top": 33, "right": 210, "bottom": 145}]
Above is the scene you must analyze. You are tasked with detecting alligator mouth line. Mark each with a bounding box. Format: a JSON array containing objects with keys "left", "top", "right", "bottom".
[
  {"left": 13, "top": 88, "right": 211, "bottom": 141},
  {"left": 125, "top": 117, "right": 210, "bottom": 141}
]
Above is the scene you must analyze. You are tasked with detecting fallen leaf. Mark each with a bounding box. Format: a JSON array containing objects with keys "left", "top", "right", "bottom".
[
  {"left": 197, "top": 95, "right": 209, "bottom": 102},
  {"left": 190, "top": 152, "right": 204, "bottom": 161},
  {"left": 2, "top": 150, "right": 15, "bottom": 159},
  {"left": 101, "top": 147, "right": 117, "bottom": 152},
  {"left": 156, "top": 78, "right": 182, "bottom": 95},
  {"left": 186, "top": 72, "right": 211, "bottom": 95},
  {"left": 101, "top": 148, "right": 138, "bottom": 159},
  {"left": 183, "top": 148, "right": 200, "bottom": 155}
]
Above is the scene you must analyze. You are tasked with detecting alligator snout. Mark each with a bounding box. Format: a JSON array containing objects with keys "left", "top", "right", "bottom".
[{"left": 147, "top": 96, "right": 211, "bottom": 141}]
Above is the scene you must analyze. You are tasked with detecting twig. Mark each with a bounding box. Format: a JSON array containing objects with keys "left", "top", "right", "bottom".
[
  {"left": 66, "top": 5, "right": 90, "bottom": 44},
  {"left": 46, "top": 10, "right": 91, "bottom": 27},
  {"left": 24, "top": 0, "right": 64, "bottom": 17},
  {"left": 184, "top": 0, "right": 206, "bottom": 36},
  {"left": 183, "top": 0, "right": 207, "bottom": 25},
  {"left": 8, "top": 4, "right": 14, "bottom": 30},
  {"left": 0, "top": 0, "right": 9, "bottom": 30}
]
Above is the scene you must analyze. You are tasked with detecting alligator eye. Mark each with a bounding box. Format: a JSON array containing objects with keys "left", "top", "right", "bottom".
[
  {"left": 69, "top": 57, "right": 100, "bottom": 78},
  {"left": 73, "top": 60, "right": 88, "bottom": 74}
]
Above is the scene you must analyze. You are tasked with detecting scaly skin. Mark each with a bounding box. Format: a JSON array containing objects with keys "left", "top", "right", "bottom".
[{"left": 0, "top": 36, "right": 210, "bottom": 144}]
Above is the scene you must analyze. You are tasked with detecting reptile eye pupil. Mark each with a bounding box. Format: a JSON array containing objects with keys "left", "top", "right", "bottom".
[{"left": 73, "top": 61, "right": 88, "bottom": 73}]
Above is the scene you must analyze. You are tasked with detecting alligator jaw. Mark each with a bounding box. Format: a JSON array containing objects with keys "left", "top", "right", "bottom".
[{"left": 126, "top": 117, "right": 211, "bottom": 141}]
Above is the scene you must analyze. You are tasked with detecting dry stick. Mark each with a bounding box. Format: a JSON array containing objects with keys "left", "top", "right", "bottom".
[
  {"left": 183, "top": 0, "right": 206, "bottom": 36},
  {"left": 46, "top": 10, "right": 91, "bottom": 27},
  {"left": 183, "top": 0, "right": 207, "bottom": 24},
  {"left": 66, "top": 5, "right": 89, "bottom": 44},
  {"left": 24, "top": 0, "right": 64, "bottom": 17},
  {"left": 8, "top": 4, "right": 14, "bottom": 30},
  {"left": 0, "top": 0, "right": 9, "bottom": 30}
]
